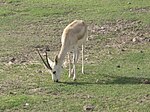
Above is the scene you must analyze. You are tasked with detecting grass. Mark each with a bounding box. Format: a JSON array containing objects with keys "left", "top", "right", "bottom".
[{"left": 0, "top": 0, "right": 150, "bottom": 112}]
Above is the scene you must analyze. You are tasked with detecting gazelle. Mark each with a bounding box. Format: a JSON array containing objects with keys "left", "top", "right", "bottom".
[{"left": 37, "top": 20, "right": 88, "bottom": 82}]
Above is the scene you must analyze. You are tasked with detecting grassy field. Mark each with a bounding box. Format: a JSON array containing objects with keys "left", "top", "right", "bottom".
[{"left": 0, "top": 0, "right": 150, "bottom": 112}]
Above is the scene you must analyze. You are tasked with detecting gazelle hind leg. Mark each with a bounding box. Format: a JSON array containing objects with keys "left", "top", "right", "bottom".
[{"left": 82, "top": 44, "right": 84, "bottom": 74}]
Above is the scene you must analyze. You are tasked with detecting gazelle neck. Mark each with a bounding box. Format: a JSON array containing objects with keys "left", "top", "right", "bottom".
[{"left": 57, "top": 45, "right": 69, "bottom": 66}]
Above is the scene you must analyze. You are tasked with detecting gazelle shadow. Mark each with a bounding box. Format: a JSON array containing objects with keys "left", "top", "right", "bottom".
[{"left": 61, "top": 74, "right": 150, "bottom": 85}]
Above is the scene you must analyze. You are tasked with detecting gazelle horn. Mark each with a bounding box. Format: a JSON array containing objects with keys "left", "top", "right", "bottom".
[{"left": 36, "top": 48, "right": 52, "bottom": 70}]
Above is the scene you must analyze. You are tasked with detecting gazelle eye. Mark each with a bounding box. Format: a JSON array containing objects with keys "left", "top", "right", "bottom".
[{"left": 53, "top": 71, "right": 56, "bottom": 74}]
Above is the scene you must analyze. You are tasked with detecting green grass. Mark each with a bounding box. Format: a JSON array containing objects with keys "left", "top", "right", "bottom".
[{"left": 0, "top": 0, "right": 150, "bottom": 112}]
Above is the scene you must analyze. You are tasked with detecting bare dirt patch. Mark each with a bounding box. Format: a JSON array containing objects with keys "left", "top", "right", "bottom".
[
  {"left": 89, "top": 19, "right": 150, "bottom": 47},
  {"left": 129, "top": 6, "right": 150, "bottom": 13},
  {"left": 84, "top": 19, "right": 150, "bottom": 63},
  {"left": 0, "top": 1, "right": 6, "bottom": 6},
  {"left": 1, "top": 19, "right": 149, "bottom": 65},
  {"left": 0, "top": 18, "right": 64, "bottom": 64},
  {"left": 0, "top": 79, "right": 23, "bottom": 95}
]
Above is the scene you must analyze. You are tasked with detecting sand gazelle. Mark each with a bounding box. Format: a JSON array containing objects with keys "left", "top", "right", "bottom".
[{"left": 37, "top": 20, "right": 88, "bottom": 82}]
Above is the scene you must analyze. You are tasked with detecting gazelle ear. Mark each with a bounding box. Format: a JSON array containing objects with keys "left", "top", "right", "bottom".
[
  {"left": 48, "top": 58, "right": 53, "bottom": 67},
  {"left": 55, "top": 55, "right": 58, "bottom": 65}
]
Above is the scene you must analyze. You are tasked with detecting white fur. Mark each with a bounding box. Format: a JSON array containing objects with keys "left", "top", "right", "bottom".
[{"left": 48, "top": 20, "right": 88, "bottom": 82}]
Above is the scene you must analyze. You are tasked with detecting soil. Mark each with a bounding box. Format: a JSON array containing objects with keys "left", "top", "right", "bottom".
[
  {"left": 129, "top": 6, "right": 150, "bottom": 13},
  {"left": 1, "top": 19, "right": 150, "bottom": 65}
]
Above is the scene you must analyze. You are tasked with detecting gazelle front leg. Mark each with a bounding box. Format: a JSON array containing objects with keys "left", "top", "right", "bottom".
[
  {"left": 72, "top": 47, "right": 79, "bottom": 81},
  {"left": 68, "top": 52, "right": 72, "bottom": 78}
]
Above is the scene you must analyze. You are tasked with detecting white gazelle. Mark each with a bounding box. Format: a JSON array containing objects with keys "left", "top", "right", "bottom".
[{"left": 37, "top": 20, "right": 88, "bottom": 82}]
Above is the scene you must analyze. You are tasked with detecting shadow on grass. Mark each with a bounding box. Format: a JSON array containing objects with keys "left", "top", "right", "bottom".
[{"left": 61, "top": 74, "right": 150, "bottom": 85}]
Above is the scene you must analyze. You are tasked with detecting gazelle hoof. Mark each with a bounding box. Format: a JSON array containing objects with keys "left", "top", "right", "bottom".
[
  {"left": 69, "top": 73, "right": 73, "bottom": 78},
  {"left": 54, "top": 79, "right": 59, "bottom": 82},
  {"left": 73, "top": 78, "right": 76, "bottom": 81}
]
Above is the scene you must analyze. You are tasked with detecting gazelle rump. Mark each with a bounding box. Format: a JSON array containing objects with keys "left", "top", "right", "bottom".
[{"left": 37, "top": 20, "right": 88, "bottom": 82}]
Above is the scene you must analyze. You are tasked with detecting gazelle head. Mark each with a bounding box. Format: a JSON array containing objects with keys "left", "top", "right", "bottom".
[{"left": 37, "top": 49, "right": 62, "bottom": 82}]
